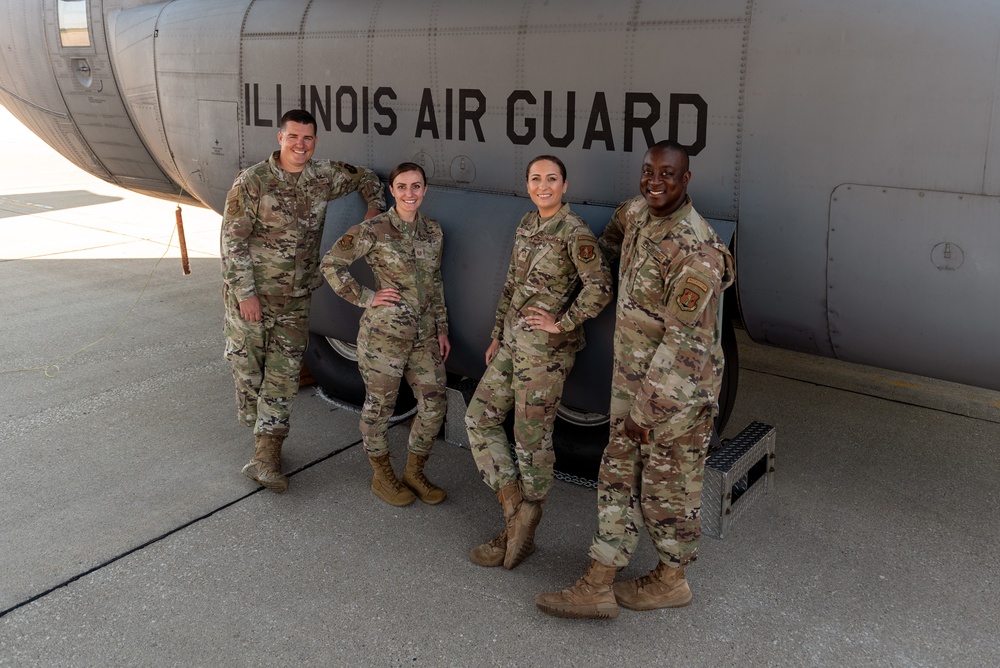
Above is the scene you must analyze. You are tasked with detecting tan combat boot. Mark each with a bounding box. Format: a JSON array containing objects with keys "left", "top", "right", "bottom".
[
  {"left": 242, "top": 434, "right": 289, "bottom": 494},
  {"left": 534, "top": 559, "right": 620, "bottom": 619},
  {"left": 369, "top": 454, "right": 416, "bottom": 506},
  {"left": 469, "top": 483, "right": 534, "bottom": 567},
  {"left": 613, "top": 562, "right": 692, "bottom": 610},
  {"left": 400, "top": 452, "right": 446, "bottom": 504},
  {"left": 504, "top": 497, "right": 542, "bottom": 570}
]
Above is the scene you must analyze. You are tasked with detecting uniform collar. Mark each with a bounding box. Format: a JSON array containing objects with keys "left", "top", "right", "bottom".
[
  {"left": 638, "top": 196, "right": 693, "bottom": 242},
  {"left": 267, "top": 150, "right": 317, "bottom": 182},
  {"left": 521, "top": 202, "right": 571, "bottom": 236},
  {"left": 386, "top": 206, "right": 423, "bottom": 233}
]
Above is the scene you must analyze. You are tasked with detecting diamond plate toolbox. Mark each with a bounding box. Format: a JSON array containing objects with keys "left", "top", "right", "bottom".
[{"left": 702, "top": 421, "right": 776, "bottom": 539}]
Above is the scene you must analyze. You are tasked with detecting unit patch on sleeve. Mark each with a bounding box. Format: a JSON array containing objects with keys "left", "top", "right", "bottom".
[
  {"left": 677, "top": 288, "right": 701, "bottom": 311},
  {"left": 225, "top": 187, "right": 241, "bottom": 217},
  {"left": 338, "top": 234, "right": 355, "bottom": 251},
  {"left": 578, "top": 244, "right": 596, "bottom": 262},
  {"left": 666, "top": 266, "right": 715, "bottom": 326}
]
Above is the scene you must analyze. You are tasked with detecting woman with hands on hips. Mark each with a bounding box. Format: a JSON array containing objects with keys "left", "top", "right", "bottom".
[{"left": 322, "top": 162, "right": 450, "bottom": 508}]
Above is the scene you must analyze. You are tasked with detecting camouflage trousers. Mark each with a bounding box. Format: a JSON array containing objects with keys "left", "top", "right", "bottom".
[
  {"left": 223, "top": 286, "right": 309, "bottom": 437},
  {"left": 356, "top": 327, "right": 447, "bottom": 458},
  {"left": 465, "top": 342, "right": 574, "bottom": 503},
  {"left": 589, "top": 409, "right": 714, "bottom": 569}
]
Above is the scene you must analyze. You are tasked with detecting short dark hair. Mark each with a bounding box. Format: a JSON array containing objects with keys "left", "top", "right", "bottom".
[
  {"left": 647, "top": 140, "right": 690, "bottom": 168},
  {"left": 388, "top": 162, "right": 427, "bottom": 186},
  {"left": 525, "top": 154, "right": 567, "bottom": 181},
  {"left": 279, "top": 109, "right": 317, "bottom": 133}
]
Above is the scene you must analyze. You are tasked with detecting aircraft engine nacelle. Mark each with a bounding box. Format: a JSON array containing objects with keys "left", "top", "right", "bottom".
[{"left": 0, "top": 0, "right": 201, "bottom": 204}]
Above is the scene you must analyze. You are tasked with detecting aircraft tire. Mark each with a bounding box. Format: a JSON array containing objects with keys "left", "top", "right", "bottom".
[{"left": 303, "top": 332, "right": 416, "bottom": 416}]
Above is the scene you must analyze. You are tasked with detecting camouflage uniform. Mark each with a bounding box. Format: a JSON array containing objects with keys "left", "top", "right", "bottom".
[
  {"left": 321, "top": 207, "right": 448, "bottom": 458},
  {"left": 466, "top": 204, "right": 612, "bottom": 502},
  {"left": 588, "top": 195, "right": 735, "bottom": 568},
  {"left": 221, "top": 151, "right": 385, "bottom": 436}
]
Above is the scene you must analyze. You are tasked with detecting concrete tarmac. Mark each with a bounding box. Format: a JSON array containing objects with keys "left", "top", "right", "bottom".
[{"left": 2, "top": 105, "right": 999, "bottom": 667}]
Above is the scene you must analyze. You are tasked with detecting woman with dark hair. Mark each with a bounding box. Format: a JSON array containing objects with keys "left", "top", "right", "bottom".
[
  {"left": 465, "top": 155, "right": 612, "bottom": 568},
  {"left": 322, "top": 162, "right": 450, "bottom": 507}
]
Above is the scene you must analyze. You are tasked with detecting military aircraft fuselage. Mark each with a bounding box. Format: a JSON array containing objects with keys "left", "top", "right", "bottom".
[{"left": 2, "top": 0, "right": 998, "bottom": 419}]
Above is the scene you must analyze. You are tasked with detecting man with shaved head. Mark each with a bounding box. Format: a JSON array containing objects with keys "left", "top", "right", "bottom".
[{"left": 536, "top": 141, "right": 735, "bottom": 619}]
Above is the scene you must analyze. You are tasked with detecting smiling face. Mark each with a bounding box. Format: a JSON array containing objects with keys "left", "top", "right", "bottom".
[
  {"left": 390, "top": 170, "right": 426, "bottom": 221},
  {"left": 526, "top": 159, "right": 568, "bottom": 218},
  {"left": 640, "top": 146, "right": 691, "bottom": 217},
  {"left": 276, "top": 120, "right": 316, "bottom": 173}
]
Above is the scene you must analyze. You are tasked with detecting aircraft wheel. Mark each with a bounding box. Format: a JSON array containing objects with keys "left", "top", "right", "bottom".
[
  {"left": 303, "top": 332, "right": 416, "bottom": 415},
  {"left": 552, "top": 416, "right": 609, "bottom": 482}
]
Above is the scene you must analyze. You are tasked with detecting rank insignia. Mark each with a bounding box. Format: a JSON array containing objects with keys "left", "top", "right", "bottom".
[{"left": 338, "top": 234, "right": 355, "bottom": 251}]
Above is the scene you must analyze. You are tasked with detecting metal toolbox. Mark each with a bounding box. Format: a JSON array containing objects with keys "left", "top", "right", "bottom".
[{"left": 701, "top": 421, "right": 776, "bottom": 539}]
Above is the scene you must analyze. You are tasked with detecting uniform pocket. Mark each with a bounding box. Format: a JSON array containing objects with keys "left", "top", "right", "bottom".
[
  {"left": 224, "top": 328, "right": 247, "bottom": 364},
  {"left": 626, "top": 241, "right": 667, "bottom": 309},
  {"left": 413, "top": 236, "right": 442, "bottom": 267},
  {"left": 526, "top": 447, "right": 555, "bottom": 469},
  {"left": 364, "top": 302, "right": 419, "bottom": 340}
]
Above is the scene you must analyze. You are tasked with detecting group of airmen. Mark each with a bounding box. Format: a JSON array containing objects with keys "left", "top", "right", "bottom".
[{"left": 221, "top": 109, "right": 735, "bottom": 620}]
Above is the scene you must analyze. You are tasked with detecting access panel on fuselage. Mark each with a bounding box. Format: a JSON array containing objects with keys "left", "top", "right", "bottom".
[{"left": 827, "top": 185, "right": 1000, "bottom": 391}]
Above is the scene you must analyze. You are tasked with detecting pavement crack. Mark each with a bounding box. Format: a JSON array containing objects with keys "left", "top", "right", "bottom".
[{"left": 0, "top": 437, "right": 363, "bottom": 621}]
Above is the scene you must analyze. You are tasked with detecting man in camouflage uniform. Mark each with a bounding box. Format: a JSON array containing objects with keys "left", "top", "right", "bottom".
[
  {"left": 222, "top": 109, "right": 385, "bottom": 494},
  {"left": 322, "top": 162, "right": 450, "bottom": 507},
  {"left": 465, "top": 156, "right": 612, "bottom": 570},
  {"left": 536, "top": 141, "right": 735, "bottom": 618}
]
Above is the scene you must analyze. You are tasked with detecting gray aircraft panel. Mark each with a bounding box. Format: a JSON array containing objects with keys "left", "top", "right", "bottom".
[
  {"left": 3, "top": 0, "right": 1000, "bottom": 398},
  {"left": 828, "top": 184, "right": 1000, "bottom": 388},
  {"left": 307, "top": 0, "right": 410, "bottom": 31},
  {"left": 152, "top": 0, "right": 245, "bottom": 205},
  {"left": 0, "top": 1, "right": 64, "bottom": 113},
  {"left": 105, "top": 5, "right": 178, "bottom": 184},
  {"left": 636, "top": 0, "right": 752, "bottom": 23},
  {"left": 0, "top": 0, "right": 115, "bottom": 183},
  {"left": 243, "top": 0, "right": 311, "bottom": 34},
  {"left": 43, "top": 0, "right": 177, "bottom": 195},
  {"left": 738, "top": 0, "right": 1000, "bottom": 372}
]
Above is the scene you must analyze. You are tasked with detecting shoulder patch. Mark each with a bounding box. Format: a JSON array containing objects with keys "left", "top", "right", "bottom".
[
  {"left": 676, "top": 288, "right": 702, "bottom": 312},
  {"left": 685, "top": 276, "right": 709, "bottom": 293},
  {"left": 337, "top": 234, "right": 355, "bottom": 251},
  {"left": 665, "top": 264, "right": 716, "bottom": 326},
  {"left": 224, "top": 187, "right": 241, "bottom": 217},
  {"left": 578, "top": 244, "right": 596, "bottom": 262}
]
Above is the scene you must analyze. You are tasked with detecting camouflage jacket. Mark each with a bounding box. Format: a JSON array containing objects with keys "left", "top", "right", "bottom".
[
  {"left": 492, "top": 203, "right": 612, "bottom": 356},
  {"left": 599, "top": 195, "right": 735, "bottom": 431},
  {"left": 322, "top": 207, "right": 448, "bottom": 341},
  {"left": 221, "top": 151, "right": 385, "bottom": 301}
]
